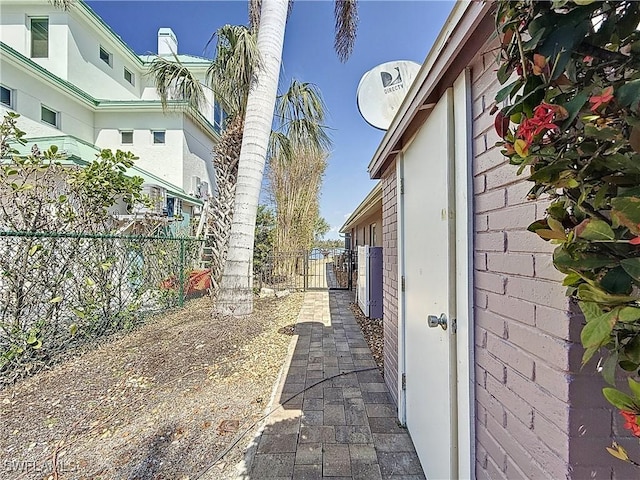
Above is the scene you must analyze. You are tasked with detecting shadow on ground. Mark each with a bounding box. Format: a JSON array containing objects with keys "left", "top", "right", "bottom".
[{"left": 235, "top": 291, "right": 426, "bottom": 480}]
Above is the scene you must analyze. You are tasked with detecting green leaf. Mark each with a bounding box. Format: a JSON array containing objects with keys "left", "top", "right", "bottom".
[
  {"left": 496, "top": 79, "right": 523, "bottom": 104},
  {"left": 629, "top": 378, "right": 640, "bottom": 400},
  {"left": 578, "top": 283, "right": 636, "bottom": 305},
  {"left": 600, "top": 267, "right": 633, "bottom": 295},
  {"left": 49, "top": 296, "right": 63, "bottom": 304},
  {"left": 563, "top": 272, "right": 582, "bottom": 286},
  {"left": 536, "top": 229, "right": 567, "bottom": 240},
  {"left": 621, "top": 258, "right": 640, "bottom": 283},
  {"left": 553, "top": 247, "right": 614, "bottom": 271},
  {"left": 577, "top": 219, "right": 615, "bottom": 241},
  {"left": 497, "top": 62, "right": 513, "bottom": 85},
  {"left": 580, "top": 308, "right": 616, "bottom": 349},
  {"left": 69, "top": 323, "right": 78, "bottom": 336},
  {"left": 616, "top": 306, "right": 640, "bottom": 323},
  {"left": 579, "top": 301, "right": 604, "bottom": 322},
  {"left": 582, "top": 345, "right": 599, "bottom": 365},
  {"left": 622, "top": 335, "right": 640, "bottom": 367},
  {"left": 611, "top": 197, "right": 640, "bottom": 235},
  {"left": 602, "top": 353, "right": 618, "bottom": 386},
  {"left": 547, "top": 217, "right": 565, "bottom": 233},
  {"left": 603, "top": 387, "right": 636, "bottom": 410},
  {"left": 72, "top": 308, "right": 86, "bottom": 319},
  {"left": 617, "top": 79, "right": 640, "bottom": 110}
]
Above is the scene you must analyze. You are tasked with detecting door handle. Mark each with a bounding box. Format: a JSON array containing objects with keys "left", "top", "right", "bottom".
[{"left": 427, "top": 313, "right": 447, "bottom": 330}]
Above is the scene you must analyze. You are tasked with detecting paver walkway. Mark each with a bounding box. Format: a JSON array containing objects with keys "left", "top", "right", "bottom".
[{"left": 240, "top": 290, "right": 426, "bottom": 479}]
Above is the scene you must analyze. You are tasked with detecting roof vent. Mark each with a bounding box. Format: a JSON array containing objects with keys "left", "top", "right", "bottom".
[{"left": 158, "top": 28, "right": 177, "bottom": 56}]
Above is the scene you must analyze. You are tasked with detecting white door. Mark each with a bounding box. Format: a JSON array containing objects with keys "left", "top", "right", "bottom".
[{"left": 402, "top": 88, "right": 458, "bottom": 479}]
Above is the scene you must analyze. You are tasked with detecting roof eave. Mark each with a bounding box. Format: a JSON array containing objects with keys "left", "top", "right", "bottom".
[
  {"left": 339, "top": 182, "right": 382, "bottom": 233},
  {"left": 367, "top": 1, "right": 494, "bottom": 179}
]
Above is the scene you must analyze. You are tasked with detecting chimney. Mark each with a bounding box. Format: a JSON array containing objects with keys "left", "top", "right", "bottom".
[{"left": 158, "top": 28, "right": 178, "bottom": 56}]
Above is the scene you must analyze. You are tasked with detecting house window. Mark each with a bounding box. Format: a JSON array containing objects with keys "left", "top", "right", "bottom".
[
  {"left": 99, "top": 46, "right": 112, "bottom": 67},
  {"left": 41, "top": 105, "right": 58, "bottom": 127},
  {"left": 152, "top": 131, "right": 165, "bottom": 144},
  {"left": 212, "top": 101, "right": 226, "bottom": 134},
  {"left": 124, "top": 68, "right": 134, "bottom": 85},
  {"left": 369, "top": 223, "right": 377, "bottom": 246},
  {"left": 30, "top": 18, "right": 49, "bottom": 58},
  {"left": 1, "top": 86, "right": 12, "bottom": 108},
  {"left": 121, "top": 131, "right": 133, "bottom": 144}
]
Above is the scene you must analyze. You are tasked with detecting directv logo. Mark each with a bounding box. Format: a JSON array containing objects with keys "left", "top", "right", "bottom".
[{"left": 381, "top": 67, "right": 404, "bottom": 94}]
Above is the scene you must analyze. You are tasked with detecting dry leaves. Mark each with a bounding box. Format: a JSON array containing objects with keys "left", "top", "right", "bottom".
[{"left": 0, "top": 293, "right": 303, "bottom": 480}]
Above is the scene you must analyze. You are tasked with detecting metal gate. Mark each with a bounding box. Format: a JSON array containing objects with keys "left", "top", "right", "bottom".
[{"left": 257, "top": 248, "right": 354, "bottom": 292}]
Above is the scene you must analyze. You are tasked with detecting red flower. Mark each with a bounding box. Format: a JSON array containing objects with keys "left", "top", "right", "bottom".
[
  {"left": 515, "top": 102, "right": 561, "bottom": 146},
  {"left": 620, "top": 410, "right": 640, "bottom": 437},
  {"left": 589, "top": 86, "right": 614, "bottom": 112}
]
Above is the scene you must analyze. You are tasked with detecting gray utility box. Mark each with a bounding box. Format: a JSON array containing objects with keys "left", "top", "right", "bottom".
[{"left": 356, "top": 246, "right": 383, "bottom": 319}]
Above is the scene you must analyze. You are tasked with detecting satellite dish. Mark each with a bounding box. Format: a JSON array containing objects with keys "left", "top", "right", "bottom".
[{"left": 357, "top": 60, "right": 421, "bottom": 130}]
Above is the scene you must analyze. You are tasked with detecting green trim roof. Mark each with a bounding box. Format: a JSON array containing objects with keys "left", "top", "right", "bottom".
[
  {"left": 7, "top": 135, "right": 203, "bottom": 205},
  {"left": 0, "top": 42, "right": 220, "bottom": 140},
  {"left": 138, "top": 54, "right": 213, "bottom": 65}
]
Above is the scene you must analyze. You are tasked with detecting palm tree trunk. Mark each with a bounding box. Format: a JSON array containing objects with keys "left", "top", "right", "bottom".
[{"left": 215, "top": 0, "right": 288, "bottom": 316}]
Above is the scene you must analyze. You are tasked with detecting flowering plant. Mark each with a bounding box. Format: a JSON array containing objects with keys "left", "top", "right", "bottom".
[{"left": 494, "top": 0, "right": 640, "bottom": 462}]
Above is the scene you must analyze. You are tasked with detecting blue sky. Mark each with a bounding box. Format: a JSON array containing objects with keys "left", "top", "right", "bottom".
[{"left": 87, "top": 0, "right": 454, "bottom": 239}]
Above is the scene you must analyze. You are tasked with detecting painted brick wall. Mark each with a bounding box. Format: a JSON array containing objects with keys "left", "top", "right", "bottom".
[
  {"left": 471, "top": 39, "right": 634, "bottom": 479},
  {"left": 381, "top": 167, "right": 399, "bottom": 405}
]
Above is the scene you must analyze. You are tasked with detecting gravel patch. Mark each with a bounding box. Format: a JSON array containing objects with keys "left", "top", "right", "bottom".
[{"left": 350, "top": 302, "right": 384, "bottom": 375}]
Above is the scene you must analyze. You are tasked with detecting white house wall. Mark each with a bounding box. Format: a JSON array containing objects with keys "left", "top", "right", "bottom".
[
  {"left": 182, "top": 115, "right": 215, "bottom": 196},
  {"left": 1, "top": 60, "right": 95, "bottom": 140},
  {"left": 65, "top": 14, "right": 141, "bottom": 100},
  {"left": 1, "top": 7, "right": 71, "bottom": 80},
  {"left": 94, "top": 111, "right": 185, "bottom": 189}
]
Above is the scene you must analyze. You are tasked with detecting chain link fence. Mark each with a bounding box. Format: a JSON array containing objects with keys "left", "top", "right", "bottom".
[{"left": 0, "top": 231, "right": 203, "bottom": 385}]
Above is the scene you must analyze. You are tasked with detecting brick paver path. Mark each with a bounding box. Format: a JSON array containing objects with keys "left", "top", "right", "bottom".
[{"left": 242, "top": 290, "right": 426, "bottom": 479}]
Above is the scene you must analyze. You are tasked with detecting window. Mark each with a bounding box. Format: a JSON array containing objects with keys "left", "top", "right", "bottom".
[
  {"left": 99, "top": 46, "right": 112, "bottom": 67},
  {"left": 152, "top": 131, "right": 165, "bottom": 144},
  {"left": 212, "top": 101, "right": 226, "bottom": 134},
  {"left": 30, "top": 18, "right": 49, "bottom": 58},
  {"left": 41, "top": 105, "right": 58, "bottom": 127},
  {"left": 1, "top": 86, "right": 12, "bottom": 108},
  {"left": 124, "top": 68, "right": 134, "bottom": 85},
  {"left": 370, "top": 223, "right": 377, "bottom": 246},
  {"left": 121, "top": 131, "right": 133, "bottom": 144}
]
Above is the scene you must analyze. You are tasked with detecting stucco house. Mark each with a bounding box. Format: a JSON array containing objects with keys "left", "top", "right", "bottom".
[
  {"left": 0, "top": 0, "right": 221, "bottom": 230},
  {"left": 345, "top": 2, "right": 636, "bottom": 479}
]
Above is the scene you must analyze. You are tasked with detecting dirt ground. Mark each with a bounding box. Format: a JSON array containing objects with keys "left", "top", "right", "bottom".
[{"left": 0, "top": 293, "right": 303, "bottom": 480}]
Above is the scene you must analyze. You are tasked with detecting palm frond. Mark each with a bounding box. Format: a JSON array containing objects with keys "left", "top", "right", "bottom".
[
  {"left": 276, "top": 79, "right": 331, "bottom": 154},
  {"left": 334, "top": 0, "right": 358, "bottom": 62},
  {"left": 148, "top": 55, "right": 206, "bottom": 112},
  {"left": 206, "top": 25, "right": 261, "bottom": 119}
]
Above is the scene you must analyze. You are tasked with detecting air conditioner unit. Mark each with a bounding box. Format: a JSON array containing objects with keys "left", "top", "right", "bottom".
[
  {"left": 191, "top": 176, "right": 201, "bottom": 197},
  {"left": 198, "top": 181, "right": 209, "bottom": 198}
]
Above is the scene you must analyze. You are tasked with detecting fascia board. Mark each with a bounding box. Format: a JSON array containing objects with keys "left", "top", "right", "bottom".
[
  {"left": 368, "top": 1, "right": 492, "bottom": 178},
  {"left": 339, "top": 182, "right": 382, "bottom": 233}
]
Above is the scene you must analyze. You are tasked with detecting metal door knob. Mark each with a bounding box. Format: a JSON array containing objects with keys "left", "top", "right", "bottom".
[{"left": 427, "top": 313, "right": 448, "bottom": 330}]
